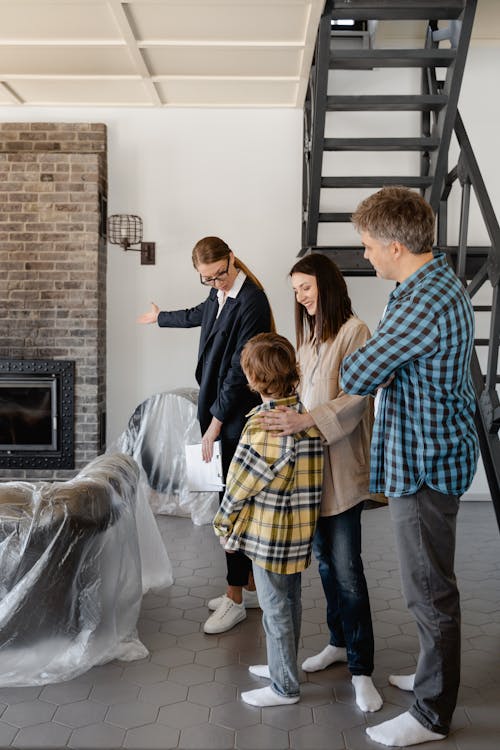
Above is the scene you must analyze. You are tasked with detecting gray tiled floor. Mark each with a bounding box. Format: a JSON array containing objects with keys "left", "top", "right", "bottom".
[{"left": 0, "top": 502, "right": 499, "bottom": 749}]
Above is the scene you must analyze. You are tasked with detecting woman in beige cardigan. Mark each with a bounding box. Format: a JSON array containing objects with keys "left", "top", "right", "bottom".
[{"left": 258, "top": 254, "right": 382, "bottom": 713}]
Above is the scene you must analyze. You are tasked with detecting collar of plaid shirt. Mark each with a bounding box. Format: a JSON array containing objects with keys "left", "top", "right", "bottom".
[{"left": 245, "top": 393, "right": 301, "bottom": 418}]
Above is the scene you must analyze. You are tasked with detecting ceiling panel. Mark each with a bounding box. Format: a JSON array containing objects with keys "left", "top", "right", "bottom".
[
  {"left": 156, "top": 77, "right": 298, "bottom": 106},
  {"left": 0, "top": 1, "right": 120, "bottom": 40},
  {"left": 11, "top": 78, "right": 152, "bottom": 105},
  {"left": 0, "top": 46, "right": 135, "bottom": 76},
  {"left": 127, "top": 2, "right": 310, "bottom": 42},
  {"left": 144, "top": 46, "right": 302, "bottom": 77}
]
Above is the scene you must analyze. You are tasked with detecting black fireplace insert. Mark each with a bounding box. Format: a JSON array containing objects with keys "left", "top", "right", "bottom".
[{"left": 0, "top": 360, "right": 74, "bottom": 470}]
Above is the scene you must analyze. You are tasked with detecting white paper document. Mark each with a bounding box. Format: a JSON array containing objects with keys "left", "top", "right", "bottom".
[{"left": 185, "top": 441, "right": 224, "bottom": 491}]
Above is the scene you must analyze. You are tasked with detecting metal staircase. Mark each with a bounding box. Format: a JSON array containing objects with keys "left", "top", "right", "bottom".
[{"left": 302, "top": 0, "right": 500, "bottom": 526}]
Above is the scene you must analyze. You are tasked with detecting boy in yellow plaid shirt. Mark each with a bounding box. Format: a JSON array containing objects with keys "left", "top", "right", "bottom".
[{"left": 213, "top": 332, "right": 324, "bottom": 706}]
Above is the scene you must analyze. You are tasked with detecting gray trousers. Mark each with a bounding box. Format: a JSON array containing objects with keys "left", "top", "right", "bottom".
[{"left": 389, "top": 486, "right": 460, "bottom": 735}]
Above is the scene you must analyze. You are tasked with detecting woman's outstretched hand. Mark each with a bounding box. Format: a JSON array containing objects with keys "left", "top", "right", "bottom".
[
  {"left": 137, "top": 302, "right": 160, "bottom": 325},
  {"left": 258, "top": 405, "right": 314, "bottom": 436}
]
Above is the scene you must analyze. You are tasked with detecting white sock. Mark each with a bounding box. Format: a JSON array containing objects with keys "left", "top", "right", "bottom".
[
  {"left": 249, "top": 664, "right": 270, "bottom": 679},
  {"left": 301, "top": 644, "right": 347, "bottom": 672},
  {"left": 352, "top": 675, "right": 383, "bottom": 712},
  {"left": 366, "top": 712, "right": 446, "bottom": 747},
  {"left": 389, "top": 673, "right": 416, "bottom": 691},
  {"left": 241, "top": 686, "right": 299, "bottom": 707}
]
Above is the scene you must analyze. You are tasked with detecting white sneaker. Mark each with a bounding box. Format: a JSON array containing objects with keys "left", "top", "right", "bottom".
[
  {"left": 208, "top": 589, "right": 260, "bottom": 611},
  {"left": 203, "top": 595, "right": 246, "bottom": 634}
]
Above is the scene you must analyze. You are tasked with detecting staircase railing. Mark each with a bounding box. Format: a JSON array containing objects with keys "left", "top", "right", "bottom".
[
  {"left": 437, "top": 111, "right": 500, "bottom": 527},
  {"left": 424, "top": 3, "right": 477, "bottom": 210}
]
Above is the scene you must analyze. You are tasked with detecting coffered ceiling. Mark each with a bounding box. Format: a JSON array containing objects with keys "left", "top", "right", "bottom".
[{"left": 0, "top": 0, "right": 326, "bottom": 107}]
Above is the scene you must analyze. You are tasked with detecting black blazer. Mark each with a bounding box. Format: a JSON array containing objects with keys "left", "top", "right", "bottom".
[{"left": 157, "top": 277, "right": 272, "bottom": 439}]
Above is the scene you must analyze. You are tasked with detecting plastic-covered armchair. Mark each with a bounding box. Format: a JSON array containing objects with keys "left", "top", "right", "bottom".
[
  {"left": 0, "top": 453, "right": 171, "bottom": 687},
  {"left": 114, "top": 388, "right": 219, "bottom": 525}
]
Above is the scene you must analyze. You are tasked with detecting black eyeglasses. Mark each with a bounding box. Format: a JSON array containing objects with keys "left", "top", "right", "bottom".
[{"left": 199, "top": 257, "right": 230, "bottom": 286}]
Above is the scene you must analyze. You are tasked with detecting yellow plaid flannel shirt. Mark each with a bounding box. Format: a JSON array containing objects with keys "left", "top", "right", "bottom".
[{"left": 213, "top": 395, "right": 324, "bottom": 574}]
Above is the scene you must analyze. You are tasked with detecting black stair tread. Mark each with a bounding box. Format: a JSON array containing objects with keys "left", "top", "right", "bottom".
[
  {"left": 473, "top": 306, "right": 493, "bottom": 312},
  {"left": 330, "top": 1, "right": 465, "bottom": 21},
  {"left": 326, "top": 95, "right": 448, "bottom": 111},
  {"left": 323, "top": 137, "right": 439, "bottom": 151},
  {"left": 330, "top": 49, "right": 456, "bottom": 69},
  {"left": 321, "top": 175, "right": 433, "bottom": 188},
  {"left": 474, "top": 339, "right": 491, "bottom": 346},
  {"left": 438, "top": 245, "right": 491, "bottom": 261},
  {"left": 302, "top": 246, "right": 374, "bottom": 275},
  {"left": 318, "top": 213, "right": 352, "bottom": 222}
]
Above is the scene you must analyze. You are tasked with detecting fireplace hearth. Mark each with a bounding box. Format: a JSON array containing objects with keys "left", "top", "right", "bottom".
[{"left": 0, "top": 360, "right": 74, "bottom": 470}]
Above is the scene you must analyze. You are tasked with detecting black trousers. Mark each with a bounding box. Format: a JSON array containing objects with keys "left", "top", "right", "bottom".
[{"left": 220, "top": 434, "right": 253, "bottom": 587}]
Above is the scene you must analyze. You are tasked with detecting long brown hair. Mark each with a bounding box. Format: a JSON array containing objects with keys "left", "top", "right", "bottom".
[
  {"left": 290, "top": 254, "right": 353, "bottom": 349},
  {"left": 192, "top": 236, "right": 276, "bottom": 330}
]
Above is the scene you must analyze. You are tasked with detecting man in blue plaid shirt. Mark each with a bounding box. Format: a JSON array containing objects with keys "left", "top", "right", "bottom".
[{"left": 341, "top": 187, "right": 478, "bottom": 748}]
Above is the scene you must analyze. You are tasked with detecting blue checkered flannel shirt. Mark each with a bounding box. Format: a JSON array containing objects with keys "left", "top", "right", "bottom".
[{"left": 341, "top": 253, "right": 479, "bottom": 498}]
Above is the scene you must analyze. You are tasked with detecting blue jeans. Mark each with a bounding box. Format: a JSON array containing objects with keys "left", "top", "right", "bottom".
[
  {"left": 389, "top": 486, "right": 460, "bottom": 735},
  {"left": 313, "top": 503, "right": 374, "bottom": 675},
  {"left": 252, "top": 565, "right": 301, "bottom": 698}
]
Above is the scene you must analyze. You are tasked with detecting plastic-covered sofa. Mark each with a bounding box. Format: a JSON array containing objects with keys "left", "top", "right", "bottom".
[
  {"left": 115, "top": 388, "right": 219, "bottom": 525},
  {"left": 0, "top": 452, "right": 172, "bottom": 687}
]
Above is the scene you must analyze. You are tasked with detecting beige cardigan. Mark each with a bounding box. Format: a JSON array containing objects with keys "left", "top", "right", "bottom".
[{"left": 298, "top": 316, "right": 376, "bottom": 517}]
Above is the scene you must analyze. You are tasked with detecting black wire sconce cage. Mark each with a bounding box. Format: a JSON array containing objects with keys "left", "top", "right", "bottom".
[{"left": 107, "top": 214, "right": 156, "bottom": 265}]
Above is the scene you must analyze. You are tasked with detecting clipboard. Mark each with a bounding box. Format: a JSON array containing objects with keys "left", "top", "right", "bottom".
[{"left": 185, "top": 441, "right": 224, "bottom": 491}]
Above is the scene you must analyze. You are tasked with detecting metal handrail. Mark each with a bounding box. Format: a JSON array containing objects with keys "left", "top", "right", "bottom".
[{"left": 439, "top": 110, "right": 500, "bottom": 525}]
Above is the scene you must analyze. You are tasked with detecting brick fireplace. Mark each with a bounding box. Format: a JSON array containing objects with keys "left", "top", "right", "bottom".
[{"left": 0, "top": 123, "right": 107, "bottom": 479}]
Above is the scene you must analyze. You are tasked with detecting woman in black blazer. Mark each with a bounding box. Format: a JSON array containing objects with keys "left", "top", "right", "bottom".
[{"left": 139, "top": 236, "right": 273, "bottom": 634}]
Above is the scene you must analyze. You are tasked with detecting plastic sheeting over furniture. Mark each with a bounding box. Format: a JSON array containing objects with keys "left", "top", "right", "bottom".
[
  {"left": 115, "top": 388, "right": 219, "bottom": 525},
  {"left": 0, "top": 452, "right": 172, "bottom": 687}
]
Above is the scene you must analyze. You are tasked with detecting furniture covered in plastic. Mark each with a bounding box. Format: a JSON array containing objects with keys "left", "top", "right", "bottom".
[
  {"left": 115, "top": 388, "right": 219, "bottom": 525},
  {"left": 0, "top": 452, "right": 172, "bottom": 687}
]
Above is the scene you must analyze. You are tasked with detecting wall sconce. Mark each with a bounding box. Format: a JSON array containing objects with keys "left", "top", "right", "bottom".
[{"left": 107, "top": 214, "right": 156, "bottom": 265}]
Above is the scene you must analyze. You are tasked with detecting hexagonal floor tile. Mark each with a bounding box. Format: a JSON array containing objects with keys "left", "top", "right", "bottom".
[
  {"left": 158, "top": 701, "right": 209, "bottom": 729},
  {"left": 12, "top": 721, "right": 72, "bottom": 748},
  {"left": 211, "top": 700, "right": 261, "bottom": 730},
  {"left": 2, "top": 700, "right": 56, "bottom": 728},
  {"left": 54, "top": 700, "right": 107, "bottom": 728},
  {"left": 187, "top": 682, "right": 237, "bottom": 707},
  {"left": 106, "top": 700, "right": 159, "bottom": 729}
]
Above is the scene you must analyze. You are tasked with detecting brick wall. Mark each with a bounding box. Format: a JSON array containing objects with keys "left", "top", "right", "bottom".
[{"left": 0, "top": 123, "right": 107, "bottom": 479}]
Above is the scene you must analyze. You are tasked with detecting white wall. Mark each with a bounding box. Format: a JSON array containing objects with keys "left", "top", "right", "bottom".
[
  {"left": 0, "top": 41, "right": 498, "bottom": 498},
  {"left": 104, "top": 107, "right": 304, "bottom": 440}
]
